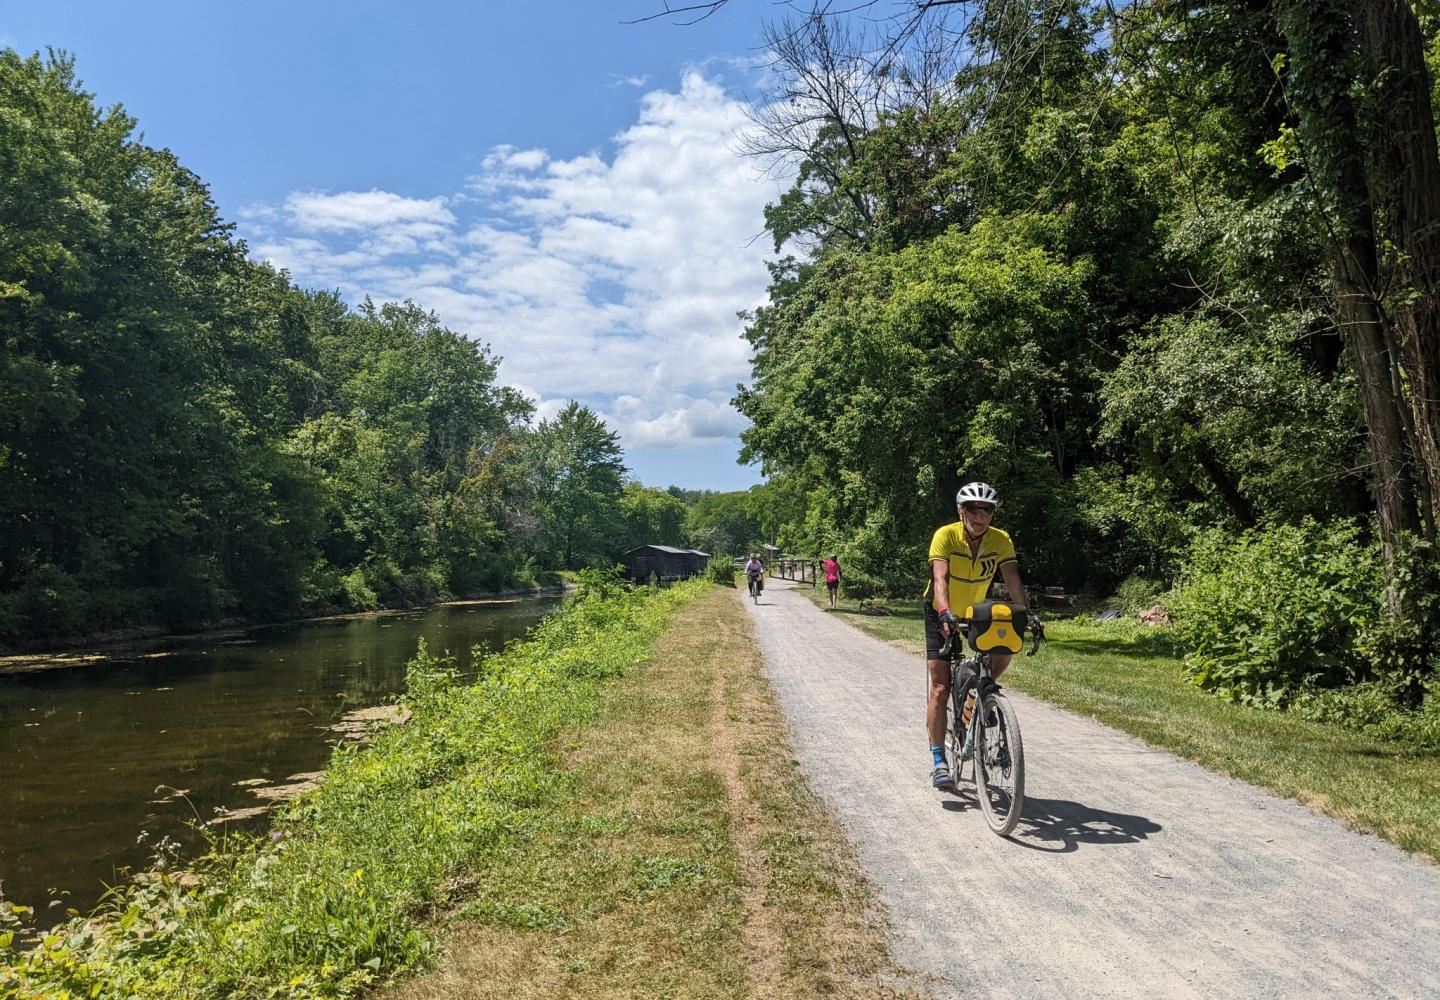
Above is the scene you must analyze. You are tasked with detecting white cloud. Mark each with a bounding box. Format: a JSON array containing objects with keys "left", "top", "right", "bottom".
[
  {"left": 622, "top": 397, "right": 748, "bottom": 448},
  {"left": 285, "top": 189, "right": 456, "bottom": 232},
  {"left": 609, "top": 73, "right": 650, "bottom": 88},
  {"left": 239, "top": 72, "right": 782, "bottom": 471}
]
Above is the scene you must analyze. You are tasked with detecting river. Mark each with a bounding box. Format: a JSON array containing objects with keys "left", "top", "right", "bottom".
[{"left": 0, "top": 595, "right": 561, "bottom": 916}]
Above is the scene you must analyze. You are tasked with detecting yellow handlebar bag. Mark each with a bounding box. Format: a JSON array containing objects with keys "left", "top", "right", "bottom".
[{"left": 964, "top": 600, "right": 1028, "bottom": 654}]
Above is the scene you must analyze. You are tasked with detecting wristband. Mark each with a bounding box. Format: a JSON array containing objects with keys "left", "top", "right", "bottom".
[{"left": 937, "top": 606, "right": 950, "bottom": 615}]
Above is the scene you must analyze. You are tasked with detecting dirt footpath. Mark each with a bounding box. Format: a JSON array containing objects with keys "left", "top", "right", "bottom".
[{"left": 743, "top": 579, "right": 1440, "bottom": 999}]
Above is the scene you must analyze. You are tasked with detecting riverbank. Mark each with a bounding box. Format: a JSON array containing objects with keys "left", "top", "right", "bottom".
[
  {"left": 0, "top": 586, "right": 569, "bottom": 673},
  {"left": 0, "top": 579, "right": 687, "bottom": 995}
]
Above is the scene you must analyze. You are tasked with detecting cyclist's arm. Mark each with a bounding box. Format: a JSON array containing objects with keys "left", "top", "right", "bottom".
[
  {"left": 931, "top": 558, "right": 950, "bottom": 624},
  {"left": 1000, "top": 561, "right": 1024, "bottom": 606}
]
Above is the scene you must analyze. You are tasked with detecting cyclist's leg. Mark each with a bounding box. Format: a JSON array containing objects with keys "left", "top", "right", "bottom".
[
  {"left": 923, "top": 599, "right": 953, "bottom": 788},
  {"left": 990, "top": 651, "right": 1013, "bottom": 681},
  {"left": 926, "top": 658, "right": 951, "bottom": 747}
]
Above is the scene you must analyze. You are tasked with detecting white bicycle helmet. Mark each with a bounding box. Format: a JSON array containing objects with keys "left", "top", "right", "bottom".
[{"left": 956, "top": 481, "right": 999, "bottom": 506}]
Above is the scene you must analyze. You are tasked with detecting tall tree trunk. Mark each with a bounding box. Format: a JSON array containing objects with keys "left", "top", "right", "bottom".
[
  {"left": 1336, "top": 233, "right": 1422, "bottom": 555},
  {"left": 1273, "top": 0, "right": 1424, "bottom": 572},
  {"left": 1356, "top": 0, "right": 1440, "bottom": 542}
]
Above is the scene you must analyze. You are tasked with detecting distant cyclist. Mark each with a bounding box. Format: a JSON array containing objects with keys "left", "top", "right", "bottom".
[
  {"left": 743, "top": 553, "right": 765, "bottom": 594},
  {"left": 923, "top": 482, "right": 1027, "bottom": 789}
]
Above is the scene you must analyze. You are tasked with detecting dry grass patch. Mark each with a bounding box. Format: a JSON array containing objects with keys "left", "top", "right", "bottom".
[{"left": 382, "top": 586, "right": 917, "bottom": 1000}]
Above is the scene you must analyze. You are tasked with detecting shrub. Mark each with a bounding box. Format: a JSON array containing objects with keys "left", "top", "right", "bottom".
[
  {"left": 705, "top": 556, "right": 736, "bottom": 587},
  {"left": 572, "top": 564, "right": 628, "bottom": 600},
  {"left": 1354, "top": 534, "right": 1440, "bottom": 705},
  {"left": 1110, "top": 575, "right": 1165, "bottom": 614},
  {"left": 1171, "top": 519, "right": 1383, "bottom": 707},
  {"left": 0, "top": 563, "right": 89, "bottom": 640},
  {"left": 834, "top": 566, "right": 883, "bottom": 599},
  {"left": 299, "top": 558, "right": 347, "bottom": 609},
  {"left": 340, "top": 567, "right": 379, "bottom": 610}
]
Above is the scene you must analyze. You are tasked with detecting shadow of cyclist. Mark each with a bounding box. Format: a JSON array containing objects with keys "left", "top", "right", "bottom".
[
  {"left": 1012, "top": 797, "right": 1160, "bottom": 853},
  {"left": 941, "top": 794, "right": 1159, "bottom": 853}
]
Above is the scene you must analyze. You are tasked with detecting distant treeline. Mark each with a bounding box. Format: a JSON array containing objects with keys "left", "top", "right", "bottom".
[{"left": 0, "top": 51, "right": 773, "bottom": 645}]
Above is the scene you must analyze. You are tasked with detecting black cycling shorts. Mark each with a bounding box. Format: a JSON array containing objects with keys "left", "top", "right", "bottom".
[{"left": 923, "top": 599, "right": 946, "bottom": 660}]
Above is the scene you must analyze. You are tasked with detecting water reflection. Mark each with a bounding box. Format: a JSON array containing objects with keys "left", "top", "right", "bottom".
[{"left": 0, "top": 597, "right": 559, "bottom": 913}]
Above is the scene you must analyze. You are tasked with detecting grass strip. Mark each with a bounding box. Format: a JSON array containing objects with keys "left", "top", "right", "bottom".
[
  {"left": 803, "top": 589, "right": 1440, "bottom": 862},
  {"left": 1, "top": 580, "right": 707, "bottom": 999},
  {"left": 380, "top": 584, "right": 920, "bottom": 1000}
]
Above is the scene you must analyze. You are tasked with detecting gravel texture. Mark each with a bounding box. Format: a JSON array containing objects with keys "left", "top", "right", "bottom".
[{"left": 743, "top": 579, "right": 1440, "bottom": 999}]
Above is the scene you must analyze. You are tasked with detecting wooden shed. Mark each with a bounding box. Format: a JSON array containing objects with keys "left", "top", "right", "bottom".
[{"left": 622, "top": 545, "right": 711, "bottom": 584}]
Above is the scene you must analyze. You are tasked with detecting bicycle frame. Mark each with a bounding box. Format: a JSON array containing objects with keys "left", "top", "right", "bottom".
[{"left": 950, "top": 651, "right": 992, "bottom": 782}]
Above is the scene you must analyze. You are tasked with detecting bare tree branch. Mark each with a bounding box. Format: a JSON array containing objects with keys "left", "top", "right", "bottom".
[{"left": 622, "top": 0, "right": 732, "bottom": 25}]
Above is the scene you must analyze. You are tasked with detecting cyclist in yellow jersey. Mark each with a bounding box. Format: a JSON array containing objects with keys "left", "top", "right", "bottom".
[{"left": 923, "top": 482, "right": 1026, "bottom": 789}]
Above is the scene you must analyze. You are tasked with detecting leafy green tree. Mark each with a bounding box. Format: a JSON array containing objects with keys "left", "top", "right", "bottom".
[
  {"left": 738, "top": 213, "right": 1096, "bottom": 588},
  {"left": 289, "top": 300, "right": 531, "bottom": 603},
  {"left": 524, "top": 402, "right": 626, "bottom": 569},
  {"left": 617, "top": 482, "right": 689, "bottom": 552},
  {"left": 1267, "top": 0, "right": 1440, "bottom": 563},
  {"left": 683, "top": 490, "right": 762, "bottom": 557},
  {"left": 0, "top": 50, "right": 318, "bottom": 632}
]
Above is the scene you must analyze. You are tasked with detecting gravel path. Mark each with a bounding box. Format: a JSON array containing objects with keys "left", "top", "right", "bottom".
[{"left": 743, "top": 579, "right": 1440, "bottom": 999}]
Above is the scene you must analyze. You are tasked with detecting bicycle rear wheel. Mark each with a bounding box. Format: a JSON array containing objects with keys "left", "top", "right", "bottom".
[{"left": 974, "top": 691, "right": 1024, "bottom": 836}]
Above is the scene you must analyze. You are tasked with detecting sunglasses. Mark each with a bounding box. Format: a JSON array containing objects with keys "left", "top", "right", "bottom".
[{"left": 961, "top": 503, "right": 996, "bottom": 515}]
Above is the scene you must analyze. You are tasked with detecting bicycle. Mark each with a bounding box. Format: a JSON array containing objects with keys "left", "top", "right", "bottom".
[
  {"left": 938, "top": 603, "right": 1045, "bottom": 837},
  {"left": 747, "top": 571, "right": 762, "bottom": 604}
]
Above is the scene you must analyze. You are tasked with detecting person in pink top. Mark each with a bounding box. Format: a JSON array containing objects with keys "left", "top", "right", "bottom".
[{"left": 822, "top": 555, "right": 842, "bottom": 607}]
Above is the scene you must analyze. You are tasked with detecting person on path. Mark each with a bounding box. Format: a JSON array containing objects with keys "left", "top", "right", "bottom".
[
  {"left": 743, "top": 553, "right": 765, "bottom": 594},
  {"left": 822, "top": 555, "right": 842, "bottom": 608},
  {"left": 922, "top": 482, "right": 1026, "bottom": 789}
]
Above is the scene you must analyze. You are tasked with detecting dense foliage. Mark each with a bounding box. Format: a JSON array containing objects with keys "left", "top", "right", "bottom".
[
  {"left": 0, "top": 575, "right": 708, "bottom": 998},
  {"left": 729, "top": 2, "right": 1439, "bottom": 735}
]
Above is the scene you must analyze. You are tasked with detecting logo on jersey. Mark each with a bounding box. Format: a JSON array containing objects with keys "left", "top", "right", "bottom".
[{"left": 980, "top": 555, "right": 997, "bottom": 578}]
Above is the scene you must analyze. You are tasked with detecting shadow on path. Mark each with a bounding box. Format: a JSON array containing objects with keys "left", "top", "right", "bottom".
[{"left": 941, "top": 793, "right": 1160, "bottom": 854}]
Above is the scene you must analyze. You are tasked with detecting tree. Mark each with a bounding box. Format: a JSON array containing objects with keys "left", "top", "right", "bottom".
[
  {"left": 524, "top": 402, "right": 627, "bottom": 569},
  {"left": 684, "top": 490, "right": 763, "bottom": 556},
  {"left": 0, "top": 50, "right": 307, "bottom": 630},
  {"left": 1269, "top": 0, "right": 1440, "bottom": 560},
  {"left": 618, "top": 482, "right": 689, "bottom": 552},
  {"left": 0, "top": 50, "right": 542, "bottom": 638}
]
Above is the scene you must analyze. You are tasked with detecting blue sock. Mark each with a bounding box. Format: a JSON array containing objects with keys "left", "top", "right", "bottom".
[{"left": 930, "top": 744, "right": 946, "bottom": 766}]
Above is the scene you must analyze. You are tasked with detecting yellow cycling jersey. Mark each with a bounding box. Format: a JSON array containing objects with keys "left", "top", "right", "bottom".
[{"left": 924, "top": 524, "right": 1017, "bottom": 611}]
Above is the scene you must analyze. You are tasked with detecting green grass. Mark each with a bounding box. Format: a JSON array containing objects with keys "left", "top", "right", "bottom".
[{"left": 804, "top": 589, "right": 1440, "bottom": 862}]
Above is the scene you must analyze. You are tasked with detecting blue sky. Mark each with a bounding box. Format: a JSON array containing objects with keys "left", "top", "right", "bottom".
[{"left": 4, "top": 1, "right": 782, "bottom": 491}]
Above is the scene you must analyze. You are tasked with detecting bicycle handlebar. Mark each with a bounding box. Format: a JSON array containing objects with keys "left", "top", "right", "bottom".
[
  {"left": 939, "top": 617, "right": 1047, "bottom": 659},
  {"left": 1028, "top": 618, "right": 1046, "bottom": 656}
]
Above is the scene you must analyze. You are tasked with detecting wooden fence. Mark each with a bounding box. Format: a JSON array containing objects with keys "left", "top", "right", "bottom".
[{"left": 768, "top": 558, "right": 820, "bottom": 586}]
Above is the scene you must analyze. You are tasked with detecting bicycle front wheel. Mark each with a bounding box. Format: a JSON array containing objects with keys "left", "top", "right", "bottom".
[{"left": 974, "top": 691, "right": 1024, "bottom": 837}]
